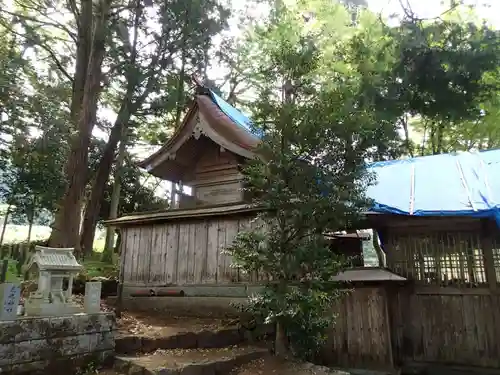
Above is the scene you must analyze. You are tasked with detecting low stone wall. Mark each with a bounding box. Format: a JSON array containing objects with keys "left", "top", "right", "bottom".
[{"left": 0, "top": 312, "right": 116, "bottom": 374}]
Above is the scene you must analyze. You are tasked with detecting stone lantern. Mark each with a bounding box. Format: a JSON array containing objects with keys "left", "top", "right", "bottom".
[{"left": 24, "top": 246, "right": 83, "bottom": 316}]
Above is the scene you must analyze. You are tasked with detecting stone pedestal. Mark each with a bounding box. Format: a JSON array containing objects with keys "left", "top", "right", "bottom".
[
  {"left": 24, "top": 299, "right": 82, "bottom": 317},
  {"left": 0, "top": 312, "right": 116, "bottom": 374}
]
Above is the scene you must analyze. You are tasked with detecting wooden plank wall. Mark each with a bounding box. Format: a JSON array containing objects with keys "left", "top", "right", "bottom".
[
  {"left": 390, "top": 290, "right": 500, "bottom": 368},
  {"left": 323, "top": 287, "right": 393, "bottom": 369},
  {"left": 121, "top": 214, "right": 261, "bottom": 286},
  {"left": 120, "top": 216, "right": 500, "bottom": 370}
]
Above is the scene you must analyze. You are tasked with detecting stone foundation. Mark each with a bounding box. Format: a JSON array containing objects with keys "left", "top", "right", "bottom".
[
  {"left": 0, "top": 312, "right": 116, "bottom": 374},
  {"left": 111, "top": 296, "right": 245, "bottom": 317}
]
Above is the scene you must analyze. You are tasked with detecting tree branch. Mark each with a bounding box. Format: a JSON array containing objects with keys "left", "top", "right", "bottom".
[
  {"left": 398, "top": 0, "right": 460, "bottom": 22},
  {"left": 0, "top": 19, "right": 74, "bottom": 83},
  {"left": 1, "top": 8, "right": 77, "bottom": 43},
  {"left": 66, "top": 0, "right": 80, "bottom": 28}
]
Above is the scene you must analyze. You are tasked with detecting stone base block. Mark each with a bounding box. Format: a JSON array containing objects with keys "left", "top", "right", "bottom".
[
  {"left": 24, "top": 300, "right": 83, "bottom": 317},
  {"left": 0, "top": 312, "right": 116, "bottom": 374}
]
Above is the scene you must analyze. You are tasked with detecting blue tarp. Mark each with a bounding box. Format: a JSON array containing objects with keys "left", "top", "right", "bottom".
[
  {"left": 208, "top": 90, "right": 500, "bottom": 222},
  {"left": 208, "top": 90, "right": 264, "bottom": 138},
  {"left": 367, "top": 149, "right": 500, "bottom": 223}
]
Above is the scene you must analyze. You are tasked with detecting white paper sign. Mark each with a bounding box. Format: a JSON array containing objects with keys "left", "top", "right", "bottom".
[
  {"left": 84, "top": 282, "right": 102, "bottom": 314},
  {"left": 0, "top": 283, "right": 21, "bottom": 320}
]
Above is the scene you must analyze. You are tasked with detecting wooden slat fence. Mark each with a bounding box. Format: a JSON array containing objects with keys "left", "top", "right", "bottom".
[
  {"left": 322, "top": 287, "right": 500, "bottom": 370},
  {"left": 390, "top": 289, "right": 500, "bottom": 369},
  {"left": 323, "top": 287, "right": 393, "bottom": 370}
]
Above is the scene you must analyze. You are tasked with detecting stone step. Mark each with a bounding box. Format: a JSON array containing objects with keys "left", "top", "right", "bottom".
[
  {"left": 116, "top": 325, "right": 274, "bottom": 355},
  {"left": 116, "top": 328, "right": 244, "bottom": 355},
  {"left": 113, "top": 345, "right": 269, "bottom": 375}
]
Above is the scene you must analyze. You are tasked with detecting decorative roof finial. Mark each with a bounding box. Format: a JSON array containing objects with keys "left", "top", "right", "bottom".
[{"left": 191, "top": 73, "right": 204, "bottom": 88}]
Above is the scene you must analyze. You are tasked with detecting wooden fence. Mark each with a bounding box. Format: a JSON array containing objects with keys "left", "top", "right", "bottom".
[
  {"left": 324, "top": 286, "right": 500, "bottom": 371},
  {"left": 390, "top": 288, "right": 500, "bottom": 369},
  {"left": 323, "top": 287, "right": 393, "bottom": 370}
]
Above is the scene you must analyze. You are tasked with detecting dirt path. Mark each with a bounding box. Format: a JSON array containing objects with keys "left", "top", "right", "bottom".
[
  {"left": 231, "top": 357, "right": 341, "bottom": 375},
  {"left": 116, "top": 311, "right": 234, "bottom": 337}
]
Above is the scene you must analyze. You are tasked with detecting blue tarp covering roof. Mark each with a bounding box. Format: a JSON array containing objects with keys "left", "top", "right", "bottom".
[
  {"left": 367, "top": 149, "right": 500, "bottom": 223},
  {"left": 208, "top": 90, "right": 264, "bottom": 138},
  {"left": 207, "top": 89, "right": 500, "bottom": 222}
]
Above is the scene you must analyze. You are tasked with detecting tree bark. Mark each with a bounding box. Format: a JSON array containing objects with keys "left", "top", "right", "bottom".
[
  {"left": 103, "top": 128, "right": 127, "bottom": 259},
  {"left": 27, "top": 217, "right": 33, "bottom": 243},
  {"left": 70, "top": 0, "right": 93, "bottom": 124},
  {"left": 436, "top": 121, "right": 445, "bottom": 154},
  {"left": 0, "top": 205, "right": 11, "bottom": 246},
  {"left": 48, "top": 0, "right": 112, "bottom": 251},
  {"left": 80, "top": 105, "right": 131, "bottom": 255},
  {"left": 401, "top": 114, "right": 413, "bottom": 157},
  {"left": 275, "top": 320, "right": 288, "bottom": 357},
  {"left": 26, "top": 200, "right": 35, "bottom": 243},
  {"left": 79, "top": 0, "right": 144, "bottom": 255},
  {"left": 174, "top": 5, "right": 188, "bottom": 129}
]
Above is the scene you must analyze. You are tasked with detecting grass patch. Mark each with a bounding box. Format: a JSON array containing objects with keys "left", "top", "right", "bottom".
[
  {"left": 0, "top": 223, "right": 109, "bottom": 252},
  {"left": 2, "top": 259, "right": 23, "bottom": 283},
  {"left": 82, "top": 252, "right": 119, "bottom": 279}
]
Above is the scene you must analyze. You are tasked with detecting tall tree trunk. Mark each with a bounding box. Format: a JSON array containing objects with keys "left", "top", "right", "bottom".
[
  {"left": 26, "top": 199, "right": 36, "bottom": 243},
  {"left": 0, "top": 205, "right": 11, "bottom": 246},
  {"left": 436, "top": 121, "right": 445, "bottom": 154},
  {"left": 420, "top": 122, "right": 427, "bottom": 156},
  {"left": 275, "top": 320, "right": 288, "bottom": 357},
  {"left": 27, "top": 216, "right": 34, "bottom": 243},
  {"left": 48, "top": 0, "right": 112, "bottom": 251},
  {"left": 70, "top": 0, "right": 93, "bottom": 124},
  {"left": 174, "top": 56, "right": 186, "bottom": 128},
  {"left": 174, "top": 5, "right": 188, "bottom": 129},
  {"left": 401, "top": 114, "right": 413, "bottom": 157},
  {"left": 102, "top": 129, "right": 127, "bottom": 262},
  {"left": 80, "top": 0, "right": 143, "bottom": 255},
  {"left": 80, "top": 104, "right": 132, "bottom": 255}
]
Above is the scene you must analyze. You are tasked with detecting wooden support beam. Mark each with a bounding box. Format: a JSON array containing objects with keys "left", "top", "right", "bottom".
[{"left": 481, "top": 219, "right": 497, "bottom": 291}]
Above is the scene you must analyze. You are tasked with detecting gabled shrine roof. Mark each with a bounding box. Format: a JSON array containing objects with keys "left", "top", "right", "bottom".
[
  {"left": 208, "top": 90, "right": 263, "bottom": 138},
  {"left": 138, "top": 85, "right": 500, "bottom": 224},
  {"left": 138, "top": 87, "right": 261, "bottom": 182},
  {"left": 26, "top": 246, "right": 83, "bottom": 272}
]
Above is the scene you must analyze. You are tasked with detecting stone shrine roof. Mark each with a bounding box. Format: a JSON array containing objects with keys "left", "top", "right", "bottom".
[{"left": 26, "top": 246, "right": 83, "bottom": 272}]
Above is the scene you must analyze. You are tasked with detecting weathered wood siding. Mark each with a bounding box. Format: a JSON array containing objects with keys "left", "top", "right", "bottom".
[
  {"left": 321, "top": 286, "right": 500, "bottom": 370},
  {"left": 196, "top": 181, "right": 244, "bottom": 206},
  {"left": 323, "top": 287, "right": 393, "bottom": 370},
  {"left": 184, "top": 139, "right": 245, "bottom": 205},
  {"left": 390, "top": 288, "right": 500, "bottom": 368},
  {"left": 121, "top": 214, "right": 260, "bottom": 286}
]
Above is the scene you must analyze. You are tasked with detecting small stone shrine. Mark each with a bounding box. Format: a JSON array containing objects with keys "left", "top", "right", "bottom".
[{"left": 24, "top": 246, "right": 83, "bottom": 316}]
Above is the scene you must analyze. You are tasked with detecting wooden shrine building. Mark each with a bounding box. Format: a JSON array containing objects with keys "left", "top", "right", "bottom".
[
  {"left": 108, "top": 86, "right": 371, "bottom": 298},
  {"left": 358, "top": 151, "right": 500, "bottom": 372},
  {"left": 107, "top": 87, "right": 500, "bottom": 372}
]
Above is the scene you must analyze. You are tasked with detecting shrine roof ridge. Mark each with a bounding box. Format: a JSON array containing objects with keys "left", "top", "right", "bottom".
[{"left": 26, "top": 246, "right": 83, "bottom": 272}]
